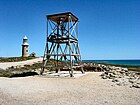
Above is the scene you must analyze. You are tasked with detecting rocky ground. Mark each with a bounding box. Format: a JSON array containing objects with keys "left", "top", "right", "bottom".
[
  {"left": 100, "top": 65, "right": 140, "bottom": 88},
  {"left": 83, "top": 63, "right": 140, "bottom": 88}
]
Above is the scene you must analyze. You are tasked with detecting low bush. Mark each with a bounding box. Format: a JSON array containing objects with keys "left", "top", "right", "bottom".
[{"left": 0, "top": 57, "right": 36, "bottom": 62}]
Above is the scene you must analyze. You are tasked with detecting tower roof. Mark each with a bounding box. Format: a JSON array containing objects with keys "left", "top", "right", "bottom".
[
  {"left": 23, "top": 35, "right": 28, "bottom": 39},
  {"left": 47, "top": 12, "right": 79, "bottom": 22}
]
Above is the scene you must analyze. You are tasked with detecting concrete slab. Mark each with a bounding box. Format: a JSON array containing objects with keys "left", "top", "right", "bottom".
[{"left": 39, "top": 71, "right": 89, "bottom": 78}]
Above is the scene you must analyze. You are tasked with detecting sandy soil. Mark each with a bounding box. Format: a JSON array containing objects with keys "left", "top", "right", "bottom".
[
  {"left": 0, "top": 58, "right": 43, "bottom": 70},
  {"left": 0, "top": 72, "right": 140, "bottom": 105}
]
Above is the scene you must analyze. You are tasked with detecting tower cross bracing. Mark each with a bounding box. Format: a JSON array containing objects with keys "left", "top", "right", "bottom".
[{"left": 40, "top": 12, "right": 84, "bottom": 77}]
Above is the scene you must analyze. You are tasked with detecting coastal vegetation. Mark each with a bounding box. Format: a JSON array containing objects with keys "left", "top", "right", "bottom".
[
  {"left": 0, "top": 58, "right": 140, "bottom": 77},
  {"left": 0, "top": 62, "right": 42, "bottom": 77},
  {"left": 0, "top": 56, "right": 36, "bottom": 62}
]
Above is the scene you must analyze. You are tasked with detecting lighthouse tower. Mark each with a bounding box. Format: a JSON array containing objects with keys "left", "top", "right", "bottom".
[{"left": 22, "top": 36, "right": 29, "bottom": 57}]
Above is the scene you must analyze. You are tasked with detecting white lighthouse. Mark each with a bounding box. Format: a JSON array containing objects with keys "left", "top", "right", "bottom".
[{"left": 22, "top": 35, "right": 29, "bottom": 57}]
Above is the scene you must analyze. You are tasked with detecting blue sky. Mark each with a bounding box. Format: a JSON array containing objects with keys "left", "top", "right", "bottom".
[{"left": 0, "top": 0, "right": 140, "bottom": 59}]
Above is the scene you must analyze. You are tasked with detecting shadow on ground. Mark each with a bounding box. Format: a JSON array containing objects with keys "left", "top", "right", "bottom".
[{"left": 9, "top": 71, "right": 38, "bottom": 78}]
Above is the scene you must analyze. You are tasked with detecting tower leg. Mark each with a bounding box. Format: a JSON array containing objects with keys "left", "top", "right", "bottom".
[
  {"left": 70, "top": 68, "right": 74, "bottom": 77},
  {"left": 40, "top": 60, "right": 46, "bottom": 75},
  {"left": 56, "top": 68, "right": 60, "bottom": 73},
  {"left": 40, "top": 67, "right": 44, "bottom": 75},
  {"left": 81, "top": 67, "right": 85, "bottom": 74}
]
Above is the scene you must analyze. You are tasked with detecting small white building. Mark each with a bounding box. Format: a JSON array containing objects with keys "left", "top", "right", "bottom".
[{"left": 22, "top": 35, "right": 29, "bottom": 57}]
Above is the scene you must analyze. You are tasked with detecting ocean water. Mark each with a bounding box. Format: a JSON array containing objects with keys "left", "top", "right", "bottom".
[{"left": 82, "top": 60, "right": 140, "bottom": 66}]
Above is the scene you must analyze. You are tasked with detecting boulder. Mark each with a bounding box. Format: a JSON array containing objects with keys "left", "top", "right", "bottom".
[{"left": 132, "top": 83, "right": 140, "bottom": 88}]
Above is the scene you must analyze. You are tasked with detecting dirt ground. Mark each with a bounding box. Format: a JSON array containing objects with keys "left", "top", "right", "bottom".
[
  {"left": 0, "top": 72, "right": 140, "bottom": 105},
  {"left": 0, "top": 58, "right": 42, "bottom": 70}
]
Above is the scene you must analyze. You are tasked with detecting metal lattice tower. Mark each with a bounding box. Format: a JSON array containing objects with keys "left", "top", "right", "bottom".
[{"left": 40, "top": 12, "right": 84, "bottom": 77}]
